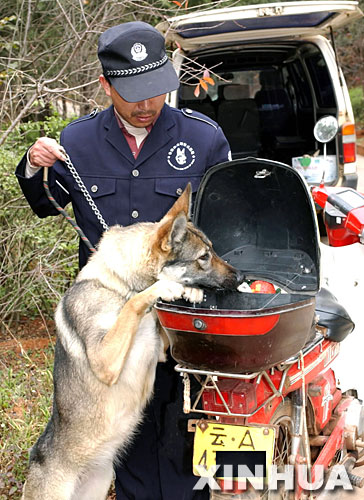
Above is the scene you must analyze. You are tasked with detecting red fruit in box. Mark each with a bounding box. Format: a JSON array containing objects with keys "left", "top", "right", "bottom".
[{"left": 250, "top": 280, "right": 275, "bottom": 294}]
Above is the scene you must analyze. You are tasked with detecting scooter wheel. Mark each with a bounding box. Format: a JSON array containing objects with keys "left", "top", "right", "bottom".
[
  {"left": 209, "top": 400, "right": 305, "bottom": 500},
  {"left": 265, "top": 399, "right": 305, "bottom": 500}
]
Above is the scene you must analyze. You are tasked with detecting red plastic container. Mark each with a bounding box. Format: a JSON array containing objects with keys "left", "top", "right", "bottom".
[{"left": 156, "top": 291, "right": 315, "bottom": 373}]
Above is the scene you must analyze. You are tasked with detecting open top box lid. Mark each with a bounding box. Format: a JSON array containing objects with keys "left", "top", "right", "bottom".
[{"left": 193, "top": 158, "right": 320, "bottom": 294}]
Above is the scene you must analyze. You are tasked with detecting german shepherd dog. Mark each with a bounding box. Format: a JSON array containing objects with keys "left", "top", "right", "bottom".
[{"left": 22, "top": 184, "right": 241, "bottom": 500}]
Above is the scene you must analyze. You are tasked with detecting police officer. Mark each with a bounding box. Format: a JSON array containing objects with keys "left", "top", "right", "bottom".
[{"left": 16, "top": 21, "right": 230, "bottom": 500}]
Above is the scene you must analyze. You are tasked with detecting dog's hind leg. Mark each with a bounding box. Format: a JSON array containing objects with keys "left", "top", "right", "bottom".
[
  {"left": 21, "top": 463, "right": 78, "bottom": 500},
  {"left": 72, "top": 461, "right": 114, "bottom": 500}
]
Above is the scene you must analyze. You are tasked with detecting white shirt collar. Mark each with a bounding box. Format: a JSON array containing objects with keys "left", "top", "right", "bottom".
[{"left": 115, "top": 109, "right": 149, "bottom": 148}]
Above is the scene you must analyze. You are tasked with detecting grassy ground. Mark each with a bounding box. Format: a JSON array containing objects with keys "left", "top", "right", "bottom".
[
  {"left": 0, "top": 332, "right": 116, "bottom": 499},
  {"left": 0, "top": 341, "right": 54, "bottom": 499}
]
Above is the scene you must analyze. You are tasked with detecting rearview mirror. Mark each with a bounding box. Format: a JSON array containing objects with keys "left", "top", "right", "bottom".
[
  {"left": 313, "top": 116, "right": 339, "bottom": 144},
  {"left": 313, "top": 116, "right": 339, "bottom": 186}
]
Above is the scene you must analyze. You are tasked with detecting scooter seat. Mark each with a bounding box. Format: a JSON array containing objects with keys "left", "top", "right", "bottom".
[{"left": 315, "top": 288, "right": 354, "bottom": 342}]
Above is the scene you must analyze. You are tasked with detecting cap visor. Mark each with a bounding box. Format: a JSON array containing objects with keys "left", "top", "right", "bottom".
[{"left": 110, "top": 61, "right": 179, "bottom": 102}]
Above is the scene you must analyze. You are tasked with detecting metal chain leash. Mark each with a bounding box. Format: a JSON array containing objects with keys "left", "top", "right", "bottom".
[{"left": 62, "top": 152, "right": 109, "bottom": 231}]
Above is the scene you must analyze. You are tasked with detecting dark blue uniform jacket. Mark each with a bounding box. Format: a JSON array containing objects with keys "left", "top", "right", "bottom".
[{"left": 16, "top": 103, "right": 230, "bottom": 267}]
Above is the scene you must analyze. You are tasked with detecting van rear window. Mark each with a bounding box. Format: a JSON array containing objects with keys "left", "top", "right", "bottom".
[
  {"left": 176, "top": 13, "right": 335, "bottom": 38},
  {"left": 305, "top": 53, "right": 336, "bottom": 108}
]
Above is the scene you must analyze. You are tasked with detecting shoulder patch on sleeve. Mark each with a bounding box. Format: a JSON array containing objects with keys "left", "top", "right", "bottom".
[
  {"left": 67, "top": 108, "right": 99, "bottom": 127},
  {"left": 181, "top": 108, "right": 218, "bottom": 130}
]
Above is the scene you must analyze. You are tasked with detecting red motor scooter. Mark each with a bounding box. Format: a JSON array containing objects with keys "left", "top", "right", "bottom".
[{"left": 155, "top": 139, "right": 364, "bottom": 498}]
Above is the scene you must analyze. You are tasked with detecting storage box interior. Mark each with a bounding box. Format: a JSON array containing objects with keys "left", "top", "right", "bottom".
[{"left": 193, "top": 158, "right": 320, "bottom": 295}]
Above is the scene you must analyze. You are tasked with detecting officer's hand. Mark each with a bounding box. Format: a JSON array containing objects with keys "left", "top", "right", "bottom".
[{"left": 29, "top": 137, "right": 66, "bottom": 167}]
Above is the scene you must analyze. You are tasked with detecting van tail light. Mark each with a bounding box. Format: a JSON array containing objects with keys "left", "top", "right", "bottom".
[{"left": 340, "top": 122, "right": 356, "bottom": 165}]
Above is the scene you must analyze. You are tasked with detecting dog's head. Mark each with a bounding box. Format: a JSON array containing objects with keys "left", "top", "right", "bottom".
[{"left": 154, "top": 184, "right": 242, "bottom": 290}]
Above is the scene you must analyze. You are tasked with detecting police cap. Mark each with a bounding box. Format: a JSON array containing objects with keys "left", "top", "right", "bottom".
[{"left": 98, "top": 21, "right": 179, "bottom": 103}]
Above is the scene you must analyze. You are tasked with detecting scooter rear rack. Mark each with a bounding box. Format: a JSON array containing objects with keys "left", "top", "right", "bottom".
[{"left": 175, "top": 332, "right": 326, "bottom": 419}]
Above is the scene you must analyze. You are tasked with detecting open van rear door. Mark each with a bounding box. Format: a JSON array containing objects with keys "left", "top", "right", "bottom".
[{"left": 158, "top": 1, "right": 363, "bottom": 49}]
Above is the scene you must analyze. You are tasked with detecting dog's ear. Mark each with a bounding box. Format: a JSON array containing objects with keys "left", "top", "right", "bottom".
[
  {"left": 155, "top": 183, "right": 192, "bottom": 253},
  {"left": 157, "top": 212, "right": 188, "bottom": 253},
  {"left": 161, "top": 183, "right": 192, "bottom": 221}
]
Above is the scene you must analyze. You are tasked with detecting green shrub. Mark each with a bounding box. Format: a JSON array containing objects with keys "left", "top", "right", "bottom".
[
  {"left": 349, "top": 86, "right": 364, "bottom": 127},
  {"left": 0, "top": 110, "right": 79, "bottom": 329}
]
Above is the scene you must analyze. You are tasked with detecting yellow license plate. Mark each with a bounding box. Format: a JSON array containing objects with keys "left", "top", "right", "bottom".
[{"left": 193, "top": 421, "right": 275, "bottom": 484}]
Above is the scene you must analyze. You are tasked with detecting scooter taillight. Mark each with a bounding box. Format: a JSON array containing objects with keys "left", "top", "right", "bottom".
[
  {"left": 311, "top": 185, "right": 364, "bottom": 246},
  {"left": 323, "top": 202, "right": 360, "bottom": 247},
  {"left": 341, "top": 122, "right": 356, "bottom": 165}
]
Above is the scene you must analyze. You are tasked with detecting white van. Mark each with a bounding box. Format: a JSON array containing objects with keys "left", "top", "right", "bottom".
[{"left": 158, "top": 1, "right": 363, "bottom": 187}]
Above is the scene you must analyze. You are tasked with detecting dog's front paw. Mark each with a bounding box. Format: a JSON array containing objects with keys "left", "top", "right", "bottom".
[
  {"left": 154, "top": 280, "right": 185, "bottom": 302},
  {"left": 182, "top": 287, "right": 204, "bottom": 303}
]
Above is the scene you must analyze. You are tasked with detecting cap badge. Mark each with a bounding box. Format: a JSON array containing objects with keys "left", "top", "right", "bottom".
[
  {"left": 131, "top": 43, "right": 148, "bottom": 62},
  {"left": 167, "top": 142, "right": 196, "bottom": 171}
]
